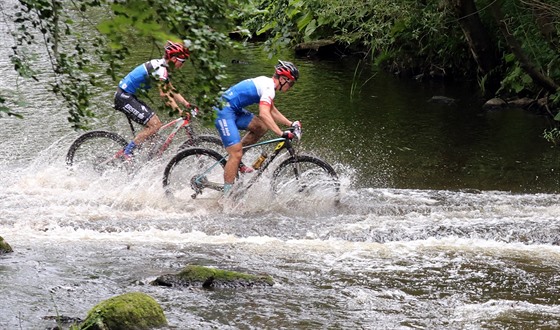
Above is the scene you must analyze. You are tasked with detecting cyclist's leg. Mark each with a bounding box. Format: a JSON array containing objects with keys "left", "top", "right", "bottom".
[
  {"left": 224, "top": 143, "right": 243, "bottom": 192},
  {"left": 132, "top": 115, "right": 162, "bottom": 146},
  {"left": 240, "top": 114, "right": 267, "bottom": 146},
  {"left": 114, "top": 89, "right": 160, "bottom": 156},
  {"left": 235, "top": 109, "right": 262, "bottom": 172},
  {"left": 215, "top": 107, "right": 246, "bottom": 191}
]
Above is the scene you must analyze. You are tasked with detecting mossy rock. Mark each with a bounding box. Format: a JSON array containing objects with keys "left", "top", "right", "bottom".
[
  {"left": 75, "top": 292, "right": 167, "bottom": 330},
  {"left": 0, "top": 236, "right": 13, "bottom": 254},
  {"left": 151, "top": 264, "right": 274, "bottom": 289}
]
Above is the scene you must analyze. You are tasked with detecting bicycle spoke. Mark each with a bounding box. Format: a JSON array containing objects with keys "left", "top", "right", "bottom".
[
  {"left": 272, "top": 155, "right": 339, "bottom": 203},
  {"left": 66, "top": 131, "right": 128, "bottom": 175},
  {"left": 163, "top": 148, "right": 225, "bottom": 199}
]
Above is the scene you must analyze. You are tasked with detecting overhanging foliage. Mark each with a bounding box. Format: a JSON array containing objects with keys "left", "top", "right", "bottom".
[{"left": 7, "top": 0, "right": 250, "bottom": 129}]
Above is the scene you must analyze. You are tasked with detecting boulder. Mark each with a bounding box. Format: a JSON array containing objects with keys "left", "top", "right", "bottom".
[
  {"left": 151, "top": 264, "right": 274, "bottom": 289},
  {"left": 0, "top": 236, "right": 13, "bottom": 254},
  {"left": 483, "top": 97, "right": 507, "bottom": 109},
  {"left": 507, "top": 97, "right": 535, "bottom": 108},
  {"left": 295, "top": 39, "right": 345, "bottom": 59},
  {"left": 428, "top": 95, "right": 456, "bottom": 105},
  {"left": 75, "top": 292, "right": 167, "bottom": 330}
]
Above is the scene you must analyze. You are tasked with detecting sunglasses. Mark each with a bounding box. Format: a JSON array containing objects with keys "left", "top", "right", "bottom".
[
  {"left": 176, "top": 57, "right": 186, "bottom": 63},
  {"left": 284, "top": 77, "right": 295, "bottom": 87}
]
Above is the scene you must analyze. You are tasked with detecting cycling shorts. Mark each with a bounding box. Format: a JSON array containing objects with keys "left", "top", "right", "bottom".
[
  {"left": 114, "top": 88, "right": 155, "bottom": 126},
  {"left": 214, "top": 105, "right": 254, "bottom": 147}
]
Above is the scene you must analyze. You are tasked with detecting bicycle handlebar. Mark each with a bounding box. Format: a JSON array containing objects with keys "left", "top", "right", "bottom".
[
  {"left": 179, "top": 103, "right": 200, "bottom": 121},
  {"left": 286, "top": 125, "right": 302, "bottom": 141}
]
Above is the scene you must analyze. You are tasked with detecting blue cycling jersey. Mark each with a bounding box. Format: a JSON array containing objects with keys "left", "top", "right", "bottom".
[
  {"left": 118, "top": 59, "right": 168, "bottom": 94},
  {"left": 222, "top": 76, "right": 275, "bottom": 110},
  {"left": 215, "top": 76, "right": 276, "bottom": 147}
]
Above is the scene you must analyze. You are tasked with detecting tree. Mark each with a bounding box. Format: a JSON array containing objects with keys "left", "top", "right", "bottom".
[
  {"left": 489, "top": 0, "right": 559, "bottom": 94},
  {"left": 444, "top": 0, "right": 502, "bottom": 96},
  {"left": 288, "top": 0, "right": 559, "bottom": 108},
  {"left": 444, "top": 0, "right": 559, "bottom": 103},
  {"left": 7, "top": 0, "right": 250, "bottom": 129}
]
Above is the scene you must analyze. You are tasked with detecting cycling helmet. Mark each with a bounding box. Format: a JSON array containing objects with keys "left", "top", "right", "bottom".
[
  {"left": 164, "top": 40, "right": 190, "bottom": 60},
  {"left": 275, "top": 60, "right": 299, "bottom": 81}
]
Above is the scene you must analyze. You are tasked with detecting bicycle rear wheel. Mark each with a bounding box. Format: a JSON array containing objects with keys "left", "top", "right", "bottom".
[
  {"left": 272, "top": 154, "right": 340, "bottom": 202},
  {"left": 178, "top": 134, "right": 224, "bottom": 152},
  {"left": 66, "top": 131, "right": 128, "bottom": 174},
  {"left": 163, "top": 148, "right": 226, "bottom": 198}
]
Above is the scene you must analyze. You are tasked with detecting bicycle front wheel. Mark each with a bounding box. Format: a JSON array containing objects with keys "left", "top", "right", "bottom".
[
  {"left": 272, "top": 155, "right": 340, "bottom": 202},
  {"left": 66, "top": 131, "right": 128, "bottom": 173},
  {"left": 163, "top": 148, "right": 226, "bottom": 198}
]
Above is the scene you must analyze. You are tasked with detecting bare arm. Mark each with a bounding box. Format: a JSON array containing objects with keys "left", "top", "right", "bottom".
[
  {"left": 258, "top": 103, "right": 285, "bottom": 136},
  {"left": 270, "top": 104, "right": 292, "bottom": 127}
]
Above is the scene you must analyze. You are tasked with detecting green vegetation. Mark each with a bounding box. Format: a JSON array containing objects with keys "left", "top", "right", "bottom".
[
  {"left": 250, "top": 0, "right": 559, "bottom": 99},
  {"left": 152, "top": 264, "right": 274, "bottom": 288},
  {"left": 0, "top": 95, "right": 23, "bottom": 119},
  {"left": 73, "top": 292, "right": 167, "bottom": 330},
  {"left": 543, "top": 127, "right": 560, "bottom": 145},
  {"left": 251, "top": 0, "right": 471, "bottom": 76},
  {"left": 7, "top": 0, "right": 247, "bottom": 129},
  {"left": 178, "top": 264, "right": 274, "bottom": 285},
  {"left": 0, "top": 236, "right": 13, "bottom": 254},
  {"left": 247, "top": 0, "right": 560, "bottom": 142},
  {"left": 4, "top": 0, "right": 560, "bottom": 135}
]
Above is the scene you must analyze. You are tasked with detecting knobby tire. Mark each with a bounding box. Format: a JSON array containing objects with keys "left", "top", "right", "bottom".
[
  {"left": 66, "top": 130, "right": 128, "bottom": 172},
  {"left": 178, "top": 134, "right": 223, "bottom": 151},
  {"left": 272, "top": 154, "right": 340, "bottom": 201}
]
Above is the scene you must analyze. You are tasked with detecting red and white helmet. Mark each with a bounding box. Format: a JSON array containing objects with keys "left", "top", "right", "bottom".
[
  {"left": 275, "top": 60, "right": 299, "bottom": 81},
  {"left": 164, "top": 40, "right": 190, "bottom": 60}
]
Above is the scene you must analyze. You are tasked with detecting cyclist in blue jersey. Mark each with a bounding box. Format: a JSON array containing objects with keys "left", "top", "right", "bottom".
[
  {"left": 215, "top": 60, "right": 302, "bottom": 194},
  {"left": 114, "top": 40, "right": 192, "bottom": 160}
]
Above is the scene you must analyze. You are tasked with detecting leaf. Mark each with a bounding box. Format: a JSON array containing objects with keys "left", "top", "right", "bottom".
[
  {"left": 296, "top": 12, "right": 313, "bottom": 31},
  {"left": 304, "top": 19, "right": 317, "bottom": 36},
  {"left": 257, "top": 21, "right": 276, "bottom": 35}
]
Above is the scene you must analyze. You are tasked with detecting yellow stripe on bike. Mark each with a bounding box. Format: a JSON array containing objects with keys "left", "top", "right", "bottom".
[{"left": 274, "top": 142, "right": 285, "bottom": 151}]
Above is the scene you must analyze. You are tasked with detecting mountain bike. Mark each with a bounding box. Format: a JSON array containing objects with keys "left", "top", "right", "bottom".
[
  {"left": 162, "top": 126, "right": 340, "bottom": 202},
  {"left": 66, "top": 110, "right": 222, "bottom": 174}
]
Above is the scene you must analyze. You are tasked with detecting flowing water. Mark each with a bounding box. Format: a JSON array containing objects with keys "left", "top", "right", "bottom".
[{"left": 1, "top": 5, "right": 560, "bottom": 329}]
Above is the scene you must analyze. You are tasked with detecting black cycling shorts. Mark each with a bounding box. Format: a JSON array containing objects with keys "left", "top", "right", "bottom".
[{"left": 114, "top": 88, "right": 155, "bottom": 126}]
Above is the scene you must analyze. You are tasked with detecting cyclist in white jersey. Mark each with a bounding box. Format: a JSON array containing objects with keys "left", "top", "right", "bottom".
[
  {"left": 114, "top": 40, "right": 192, "bottom": 160},
  {"left": 215, "top": 60, "right": 302, "bottom": 194}
]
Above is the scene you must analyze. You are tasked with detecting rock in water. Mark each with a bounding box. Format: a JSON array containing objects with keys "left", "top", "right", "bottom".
[{"left": 77, "top": 292, "right": 167, "bottom": 330}]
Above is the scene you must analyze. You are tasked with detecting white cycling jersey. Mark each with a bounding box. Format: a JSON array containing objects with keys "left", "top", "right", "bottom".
[{"left": 222, "top": 76, "right": 276, "bottom": 109}]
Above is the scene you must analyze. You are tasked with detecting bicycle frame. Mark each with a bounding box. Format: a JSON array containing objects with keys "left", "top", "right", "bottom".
[
  {"left": 242, "top": 137, "right": 296, "bottom": 174},
  {"left": 192, "top": 135, "right": 297, "bottom": 195},
  {"left": 150, "top": 116, "right": 195, "bottom": 158},
  {"left": 124, "top": 111, "right": 197, "bottom": 159},
  {"left": 92, "top": 115, "right": 196, "bottom": 169}
]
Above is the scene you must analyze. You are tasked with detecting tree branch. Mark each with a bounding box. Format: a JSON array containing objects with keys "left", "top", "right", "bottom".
[{"left": 490, "top": 0, "right": 559, "bottom": 94}]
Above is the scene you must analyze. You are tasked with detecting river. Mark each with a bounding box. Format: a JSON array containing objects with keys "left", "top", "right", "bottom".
[{"left": 1, "top": 5, "right": 560, "bottom": 329}]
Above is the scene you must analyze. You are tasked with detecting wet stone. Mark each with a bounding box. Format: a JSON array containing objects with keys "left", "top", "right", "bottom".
[
  {"left": 151, "top": 264, "right": 274, "bottom": 289},
  {"left": 76, "top": 292, "right": 167, "bottom": 330},
  {"left": 0, "top": 236, "right": 13, "bottom": 254}
]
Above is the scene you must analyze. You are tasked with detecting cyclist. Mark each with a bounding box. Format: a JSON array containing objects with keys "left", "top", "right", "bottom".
[
  {"left": 114, "top": 40, "right": 192, "bottom": 161},
  {"left": 215, "top": 60, "right": 302, "bottom": 194}
]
